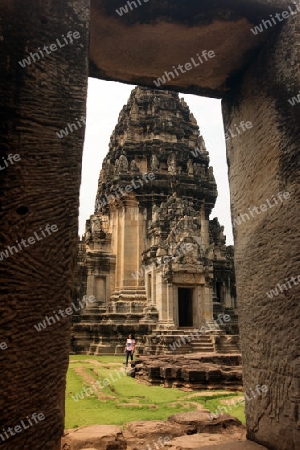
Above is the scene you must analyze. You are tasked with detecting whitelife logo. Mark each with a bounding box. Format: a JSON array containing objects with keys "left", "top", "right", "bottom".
[
  {"left": 153, "top": 50, "right": 215, "bottom": 87},
  {"left": 18, "top": 31, "right": 81, "bottom": 68},
  {"left": 0, "top": 224, "right": 58, "bottom": 261},
  {"left": 115, "top": 0, "right": 149, "bottom": 16},
  {"left": 288, "top": 91, "right": 300, "bottom": 106},
  {"left": 0, "top": 154, "right": 21, "bottom": 171},
  {"left": 0, "top": 412, "right": 45, "bottom": 443},
  {"left": 232, "top": 192, "right": 290, "bottom": 228},
  {"left": 169, "top": 315, "right": 231, "bottom": 351},
  {"left": 34, "top": 295, "right": 96, "bottom": 331},
  {"left": 71, "top": 367, "right": 127, "bottom": 402},
  {"left": 266, "top": 274, "right": 300, "bottom": 299},
  {"left": 96, "top": 172, "right": 155, "bottom": 209},
  {"left": 208, "top": 385, "right": 268, "bottom": 421},
  {"left": 0, "top": 341, "right": 8, "bottom": 351},
  {"left": 250, "top": 3, "right": 300, "bottom": 35},
  {"left": 131, "top": 243, "right": 194, "bottom": 280},
  {"left": 225, "top": 121, "right": 253, "bottom": 141},
  {"left": 56, "top": 117, "right": 86, "bottom": 139}
]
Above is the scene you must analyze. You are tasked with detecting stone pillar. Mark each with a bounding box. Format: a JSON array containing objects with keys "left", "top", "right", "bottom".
[
  {"left": 202, "top": 284, "right": 213, "bottom": 321},
  {"left": 166, "top": 282, "right": 175, "bottom": 326},
  {"left": 0, "top": 1, "right": 89, "bottom": 449},
  {"left": 151, "top": 266, "right": 156, "bottom": 305},
  {"left": 115, "top": 198, "right": 144, "bottom": 291},
  {"left": 155, "top": 272, "right": 165, "bottom": 321},
  {"left": 86, "top": 269, "right": 95, "bottom": 300},
  {"left": 224, "top": 278, "right": 232, "bottom": 308},
  {"left": 222, "top": 15, "right": 300, "bottom": 450},
  {"left": 200, "top": 207, "right": 210, "bottom": 246},
  {"left": 173, "top": 285, "right": 179, "bottom": 327}
]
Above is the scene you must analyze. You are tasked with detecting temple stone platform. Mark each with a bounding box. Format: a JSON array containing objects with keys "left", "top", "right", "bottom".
[{"left": 131, "top": 354, "right": 243, "bottom": 391}]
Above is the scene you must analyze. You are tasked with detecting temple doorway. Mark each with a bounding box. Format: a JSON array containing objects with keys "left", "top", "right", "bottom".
[{"left": 178, "top": 288, "right": 194, "bottom": 327}]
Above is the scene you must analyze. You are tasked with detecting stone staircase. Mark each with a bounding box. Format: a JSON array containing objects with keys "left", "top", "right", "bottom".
[
  {"left": 144, "top": 324, "right": 240, "bottom": 355},
  {"left": 144, "top": 328, "right": 216, "bottom": 355},
  {"left": 219, "top": 308, "right": 239, "bottom": 335},
  {"left": 212, "top": 334, "right": 240, "bottom": 353},
  {"left": 203, "top": 320, "right": 224, "bottom": 335},
  {"left": 190, "top": 334, "right": 215, "bottom": 353}
]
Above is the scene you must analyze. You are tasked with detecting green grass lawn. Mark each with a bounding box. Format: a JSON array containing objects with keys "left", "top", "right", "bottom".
[
  {"left": 65, "top": 355, "right": 245, "bottom": 429},
  {"left": 188, "top": 393, "right": 245, "bottom": 424}
]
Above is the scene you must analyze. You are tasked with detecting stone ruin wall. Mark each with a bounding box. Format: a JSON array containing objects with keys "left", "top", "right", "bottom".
[{"left": 222, "top": 14, "right": 300, "bottom": 450}]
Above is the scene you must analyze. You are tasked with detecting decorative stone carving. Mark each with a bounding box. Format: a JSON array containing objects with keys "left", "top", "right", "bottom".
[
  {"left": 91, "top": 216, "right": 101, "bottom": 233},
  {"left": 175, "top": 273, "right": 196, "bottom": 283},
  {"left": 150, "top": 154, "right": 160, "bottom": 172},
  {"left": 187, "top": 159, "right": 194, "bottom": 176},
  {"left": 152, "top": 204, "right": 160, "bottom": 222},
  {"left": 114, "top": 158, "right": 120, "bottom": 175},
  {"left": 167, "top": 152, "right": 177, "bottom": 175},
  {"left": 119, "top": 153, "right": 128, "bottom": 172},
  {"left": 159, "top": 201, "right": 167, "bottom": 217},
  {"left": 130, "top": 159, "right": 139, "bottom": 173},
  {"left": 193, "top": 162, "right": 201, "bottom": 177},
  {"left": 84, "top": 223, "right": 92, "bottom": 244},
  {"left": 131, "top": 103, "right": 139, "bottom": 115}
]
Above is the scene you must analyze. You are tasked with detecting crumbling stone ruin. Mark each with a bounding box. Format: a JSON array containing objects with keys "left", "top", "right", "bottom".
[
  {"left": 62, "top": 413, "right": 252, "bottom": 450},
  {"left": 72, "top": 87, "right": 239, "bottom": 355},
  {"left": 132, "top": 354, "right": 243, "bottom": 391}
]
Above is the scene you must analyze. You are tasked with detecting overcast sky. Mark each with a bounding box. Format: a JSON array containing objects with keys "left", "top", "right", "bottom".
[{"left": 79, "top": 78, "right": 233, "bottom": 245}]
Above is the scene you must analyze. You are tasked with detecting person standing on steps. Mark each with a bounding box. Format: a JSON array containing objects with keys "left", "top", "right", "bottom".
[{"left": 125, "top": 333, "right": 135, "bottom": 367}]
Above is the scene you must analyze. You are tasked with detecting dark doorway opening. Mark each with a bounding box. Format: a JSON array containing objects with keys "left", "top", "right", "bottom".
[
  {"left": 178, "top": 288, "right": 193, "bottom": 327},
  {"left": 215, "top": 281, "right": 222, "bottom": 302}
]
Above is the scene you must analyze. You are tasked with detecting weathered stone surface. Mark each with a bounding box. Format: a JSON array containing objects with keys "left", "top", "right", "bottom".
[
  {"left": 62, "top": 425, "right": 126, "bottom": 450},
  {"left": 65, "top": 418, "right": 252, "bottom": 450},
  {"left": 222, "top": 11, "right": 300, "bottom": 450},
  {"left": 168, "top": 411, "right": 242, "bottom": 434},
  {"left": 164, "top": 433, "right": 247, "bottom": 450},
  {"left": 195, "top": 443, "right": 268, "bottom": 450},
  {"left": 0, "top": 1, "right": 89, "bottom": 450},
  {"left": 133, "top": 355, "right": 243, "bottom": 390},
  {"left": 126, "top": 420, "right": 185, "bottom": 439},
  {"left": 90, "top": 0, "right": 296, "bottom": 96}
]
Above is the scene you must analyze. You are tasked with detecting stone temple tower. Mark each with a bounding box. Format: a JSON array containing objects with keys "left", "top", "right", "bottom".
[{"left": 72, "top": 86, "right": 238, "bottom": 355}]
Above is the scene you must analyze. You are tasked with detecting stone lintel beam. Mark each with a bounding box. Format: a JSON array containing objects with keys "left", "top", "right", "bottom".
[{"left": 90, "top": 0, "right": 295, "bottom": 97}]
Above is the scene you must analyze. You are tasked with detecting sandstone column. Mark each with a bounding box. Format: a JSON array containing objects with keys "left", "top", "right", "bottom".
[
  {"left": 223, "top": 15, "right": 300, "bottom": 450},
  {"left": 0, "top": 1, "right": 89, "bottom": 449}
]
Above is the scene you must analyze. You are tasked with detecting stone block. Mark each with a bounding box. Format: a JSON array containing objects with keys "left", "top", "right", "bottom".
[
  {"left": 127, "top": 420, "right": 185, "bottom": 439},
  {"left": 168, "top": 411, "right": 243, "bottom": 434},
  {"left": 62, "top": 425, "right": 126, "bottom": 450}
]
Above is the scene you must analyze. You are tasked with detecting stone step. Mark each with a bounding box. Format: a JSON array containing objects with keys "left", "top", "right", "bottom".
[
  {"left": 169, "top": 335, "right": 213, "bottom": 341},
  {"left": 190, "top": 349, "right": 214, "bottom": 353},
  {"left": 189, "top": 335, "right": 215, "bottom": 353},
  {"left": 191, "top": 337, "right": 213, "bottom": 341},
  {"left": 193, "top": 346, "right": 214, "bottom": 352},
  {"left": 191, "top": 346, "right": 215, "bottom": 350}
]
